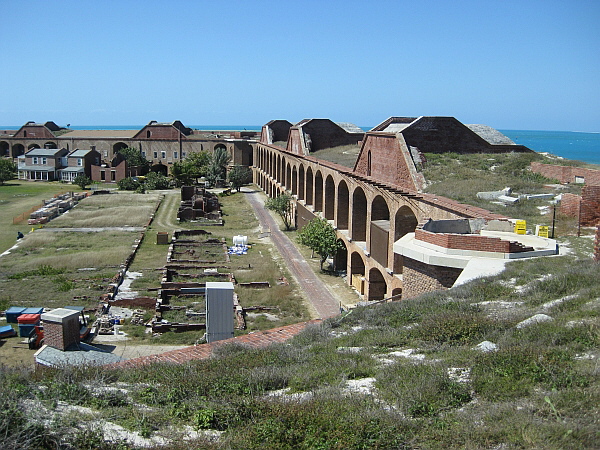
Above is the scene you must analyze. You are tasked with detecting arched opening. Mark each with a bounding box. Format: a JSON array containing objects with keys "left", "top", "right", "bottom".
[
  {"left": 298, "top": 165, "right": 305, "bottom": 200},
  {"left": 281, "top": 156, "right": 286, "bottom": 186},
  {"left": 28, "top": 144, "right": 40, "bottom": 150},
  {"left": 285, "top": 163, "right": 291, "bottom": 190},
  {"left": 305, "top": 167, "right": 313, "bottom": 206},
  {"left": 391, "top": 287, "right": 402, "bottom": 300},
  {"left": 314, "top": 171, "right": 323, "bottom": 212},
  {"left": 367, "top": 150, "right": 371, "bottom": 177},
  {"left": 350, "top": 252, "right": 366, "bottom": 295},
  {"left": 351, "top": 186, "right": 367, "bottom": 242},
  {"left": 336, "top": 180, "right": 349, "bottom": 229},
  {"left": 325, "top": 175, "right": 335, "bottom": 220},
  {"left": 0, "top": 141, "right": 10, "bottom": 156},
  {"left": 368, "top": 268, "right": 387, "bottom": 301},
  {"left": 113, "top": 142, "right": 129, "bottom": 157},
  {"left": 12, "top": 144, "right": 25, "bottom": 158},
  {"left": 44, "top": 141, "right": 57, "bottom": 149},
  {"left": 393, "top": 206, "right": 418, "bottom": 273},
  {"left": 146, "top": 130, "right": 151, "bottom": 138},
  {"left": 277, "top": 154, "right": 281, "bottom": 182},
  {"left": 334, "top": 239, "right": 347, "bottom": 273},
  {"left": 370, "top": 195, "right": 391, "bottom": 267},
  {"left": 151, "top": 163, "right": 168, "bottom": 176},
  {"left": 291, "top": 166, "right": 298, "bottom": 196}
]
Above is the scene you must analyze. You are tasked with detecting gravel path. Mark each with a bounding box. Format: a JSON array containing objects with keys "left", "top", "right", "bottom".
[{"left": 243, "top": 188, "right": 341, "bottom": 319}]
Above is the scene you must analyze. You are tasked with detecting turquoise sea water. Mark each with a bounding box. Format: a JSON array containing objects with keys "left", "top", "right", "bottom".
[
  {"left": 500, "top": 130, "right": 600, "bottom": 165},
  {"left": 3, "top": 125, "right": 598, "bottom": 165}
]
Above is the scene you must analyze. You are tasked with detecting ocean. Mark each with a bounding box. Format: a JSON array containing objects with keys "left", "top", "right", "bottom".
[
  {"left": 3, "top": 125, "right": 599, "bottom": 165},
  {"left": 500, "top": 130, "right": 600, "bottom": 165}
]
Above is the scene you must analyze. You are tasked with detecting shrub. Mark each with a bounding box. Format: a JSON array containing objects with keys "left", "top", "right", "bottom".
[{"left": 117, "top": 177, "right": 141, "bottom": 191}]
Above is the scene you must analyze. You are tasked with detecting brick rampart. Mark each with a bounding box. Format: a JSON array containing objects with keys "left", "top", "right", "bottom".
[
  {"left": 402, "top": 257, "right": 462, "bottom": 298},
  {"left": 107, "top": 320, "right": 322, "bottom": 369},
  {"left": 415, "top": 229, "right": 531, "bottom": 253},
  {"left": 530, "top": 162, "right": 600, "bottom": 186}
]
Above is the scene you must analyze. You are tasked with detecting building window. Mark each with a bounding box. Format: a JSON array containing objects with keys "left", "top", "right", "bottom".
[
  {"left": 101, "top": 171, "right": 106, "bottom": 181},
  {"left": 77, "top": 158, "right": 82, "bottom": 166},
  {"left": 161, "top": 151, "right": 166, "bottom": 159},
  {"left": 153, "top": 152, "right": 158, "bottom": 159},
  {"left": 146, "top": 130, "right": 151, "bottom": 138},
  {"left": 182, "top": 152, "right": 186, "bottom": 158},
  {"left": 23, "top": 130, "right": 27, "bottom": 137},
  {"left": 174, "top": 151, "right": 178, "bottom": 159},
  {"left": 33, "top": 157, "right": 38, "bottom": 164},
  {"left": 141, "top": 151, "right": 146, "bottom": 157},
  {"left": 111, "top": 171, "right": 116, "bottom": 181},
  {"left": 41, "top": 157, "right": 47, "bottom": 165}
]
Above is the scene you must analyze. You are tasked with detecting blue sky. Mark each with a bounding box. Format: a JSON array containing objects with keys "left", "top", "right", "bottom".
[{"left": 1, "top": 0, "right": 598, "bottom": 131}]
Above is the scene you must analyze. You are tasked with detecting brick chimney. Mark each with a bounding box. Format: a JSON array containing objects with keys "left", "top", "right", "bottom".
[{"left": 41, "top": 308, "right": 80, "bottom": 351}]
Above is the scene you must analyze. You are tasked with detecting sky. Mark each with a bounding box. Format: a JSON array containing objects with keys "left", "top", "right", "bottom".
[{"left": 1, "top": 0, "right": 599, "bottom": 131}]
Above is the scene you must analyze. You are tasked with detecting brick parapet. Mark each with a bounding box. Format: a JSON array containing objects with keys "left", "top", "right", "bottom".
[{"left": 402, "top": 257, "right": 462, "bottom": 298}]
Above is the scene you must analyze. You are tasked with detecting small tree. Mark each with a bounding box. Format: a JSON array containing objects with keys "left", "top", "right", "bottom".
[
  {"left": 116, "top": 147, "right": 150, "bottom": 172},
  {"left": 171, "top": 151, "right": 211, "bottom": 186},
  {"left": 145, "top": 171, "right": 171, "bottom": 190},
  {"left": 117, "top": 177, "right": 141, "bottom": 191},
  {"left": 73, "top": 175, "right": 92, "bottom": 190},
  {"left": 0, "top": 159, "right": 17, "bottom": 185},
  {"left": 227, "top": 165, "right": 252, "bottom": 191},
  {"left": 207, "top": 147, "right": 231, "bottom": 186},
  {"left": 265, "top": 193, "right": 294, "bottom": 231},
  {"left": 298, "top": 218, "right": 343, "bottom": 271}
]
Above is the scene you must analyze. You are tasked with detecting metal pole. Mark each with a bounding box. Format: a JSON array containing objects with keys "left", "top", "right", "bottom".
[{"left": 551, "top": 203, "right": 556, "bottom": 239}]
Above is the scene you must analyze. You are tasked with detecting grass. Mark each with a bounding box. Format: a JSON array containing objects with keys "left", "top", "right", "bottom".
[
  {"left": 421, "top": 151, "right": 589, "bottom": 232},
  {"left": 4, "top": 235, "right": 597, "bottom": 447},
  {"left": 49, "top": 192, "right": 161, "bottom": 228},
  {"left": 0, "top": 180, "right": 70, "bottom": 253}
]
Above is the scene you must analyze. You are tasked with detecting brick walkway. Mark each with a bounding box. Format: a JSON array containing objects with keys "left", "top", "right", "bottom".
[
  {"left": 108, "top": 320, "right": 321, "bottom": 368},
  {"left": 244, "top": 189, "right": 342, "bottom": 319}
]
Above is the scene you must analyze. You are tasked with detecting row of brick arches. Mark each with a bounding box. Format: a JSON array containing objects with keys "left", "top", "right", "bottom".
[{"left": 255, "top": 145, "right": 422, "bottom": 300}]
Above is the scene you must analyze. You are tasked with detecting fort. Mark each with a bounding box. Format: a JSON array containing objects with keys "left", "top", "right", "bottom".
[{"left": 2, "top": 116, "right": 557, "bottom": 300}]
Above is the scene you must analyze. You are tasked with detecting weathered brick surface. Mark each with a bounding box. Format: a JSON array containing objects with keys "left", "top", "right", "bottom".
[
  {"left": 531, "top": 162, "right": 600, "bottom": 186},
  {"left": 106, "top": 320, "right": 322, "bottom": 369},
  {"left": 560, "top": 186, "right": 600, "bottom": 226},
  {"left": 402, "top": 257, "right": 462, "bottom": 298}
]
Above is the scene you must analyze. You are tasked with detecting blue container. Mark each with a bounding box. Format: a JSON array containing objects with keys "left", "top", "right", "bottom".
[
  {"left": 19, "top": 323, "right": 37, "bottom": 338},
  {"left": 22, "top": 307, "right": 43, "bottom": 315},
  {"left": 5, "top": 307, "right": 25, "bottom": 324}
]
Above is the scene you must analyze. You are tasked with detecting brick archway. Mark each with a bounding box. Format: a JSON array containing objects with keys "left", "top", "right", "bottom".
[
  {"left": 336, "top": 180, "right": 349, "bottom": 229},
  {"left": 351, "top": 186, "right": 367, "bottom": 241},
  {"left": 368, "top": 268, "right": 387, "bottom": 301},
  {"left": 325, "top": 175, "right": 335, "bottom": 220}
]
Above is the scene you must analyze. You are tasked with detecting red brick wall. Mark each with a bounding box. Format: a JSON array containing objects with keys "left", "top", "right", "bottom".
[
  {"left": 560, "top": 186, "right": 600, "bottom": 226},
  {"left": 402, "top": 257, "right": 462, "bottom": 298},
  {"left": 581, "top": 185, "right": 600, "bottom": 226},
  {"left": 44, "top": 319, "right": 79, "bottom": 351},
  {"left": 354, "top": 134, "right": 418, "bottom": 191},
  {"left": 530, "top": 162, "right": 600, "bottom": 185}
]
